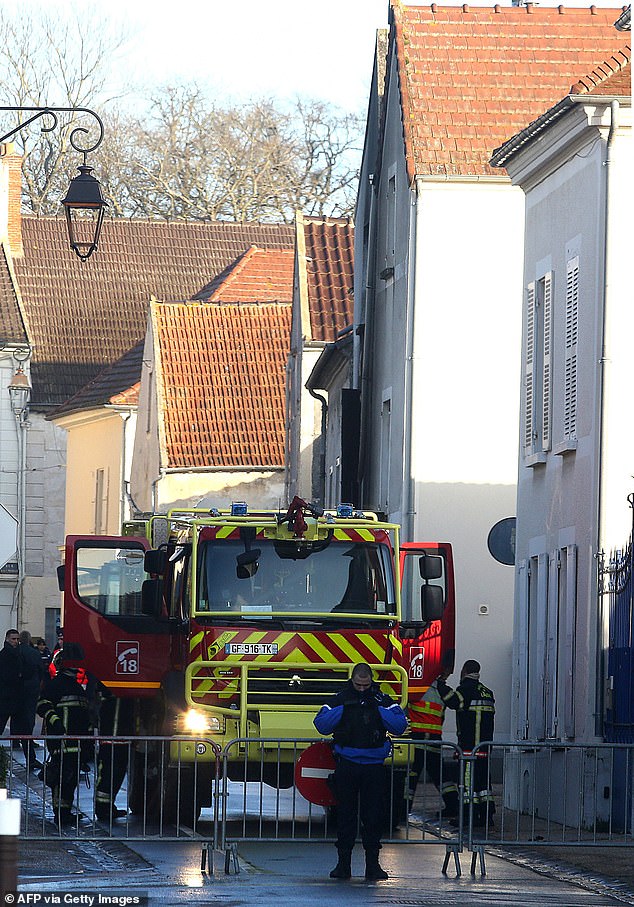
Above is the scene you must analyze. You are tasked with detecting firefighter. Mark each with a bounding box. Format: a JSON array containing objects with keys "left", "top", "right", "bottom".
[
  {"left": 407, "top": 668, "right": 459, "bottom": 818},
  {"left": 36, "top": 642, "right": 93, "bottom": 826},
  {"left": 314, "top": 662, "right": 408, "bottom": 882},
  {"left": 95, "top": 695, "right": 135, "bottom": 821},
  {"left": 436, "top": 659, "right": 495, "bottom": 828}
]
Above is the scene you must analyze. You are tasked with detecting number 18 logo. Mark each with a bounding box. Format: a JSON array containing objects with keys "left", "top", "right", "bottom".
[
  {"left": 116, "top": 640, "right": 139, "bottom": 674},
  {"left": 409, "top": 647, "right": 424, "bottom": 680}
]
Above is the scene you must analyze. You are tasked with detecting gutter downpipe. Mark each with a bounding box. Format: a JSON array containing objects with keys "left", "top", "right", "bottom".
[
  {"left": 357, "top": 174, "right": 378, "bottom": 504},
  {"left": 12, "top": 413, "right": 27, "bottom": 627},
  {"left": 595, "top": 99, "right": 619, "bottom": 737},
  {"left": 119, "top": 411, "right": 131, "bottom": 525},
  {"left": 402, "top": 181, "right": 419, "bottom": 541},
  {"left": 308, "top": 388, "right": 328, "bottom": 506}
]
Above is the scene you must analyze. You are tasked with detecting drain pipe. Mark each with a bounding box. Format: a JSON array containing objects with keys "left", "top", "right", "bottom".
[
  {"left": 357, "top": 173, "right": 378, "bottom": 503},
  {"left": 595, "top": 99, "right": 619, "bottom": 737},
  {"left": 402, "top": 183, "right": 419, "bottom": 540},
  {"left": 308, "top": 388, "right": 328, "bottom": 506}
]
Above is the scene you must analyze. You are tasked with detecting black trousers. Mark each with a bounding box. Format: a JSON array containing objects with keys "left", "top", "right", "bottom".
[
  {"left": 96, "top": 742, "right": 129, "bottom": 809},
  {"left": 332, "top": 757, "right": 384, "bottom": 853},
  {"left": 410, "top": 740, "right": 459, "bottom": 814}
]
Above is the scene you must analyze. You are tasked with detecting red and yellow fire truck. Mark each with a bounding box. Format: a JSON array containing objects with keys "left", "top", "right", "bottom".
[{"left": 60, "top": 497, "right": 455, "bottom": 820}]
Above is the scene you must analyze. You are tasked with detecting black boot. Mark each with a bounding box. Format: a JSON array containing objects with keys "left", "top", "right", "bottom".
[
  {"left": 329, "top": 850, "right": 352, "bottom": 879},
  {"left": 365, "top": 848, "right": 388, "bottom": 881}
]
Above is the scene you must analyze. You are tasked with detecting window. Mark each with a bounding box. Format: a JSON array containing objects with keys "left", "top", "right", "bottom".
[
  {"left": 94, "top": 468, "right": 108, "bottom": 534},
  {"left": 524, "top": 273, "right": 553, "bottom": 458},
  {"left": 379, "top": 398, "right": 391, "bottom": 512},
  {"left": 76, "top": 545, "right": 146, "bottom": 616},
  {"left": 385, "top": 173, "right": 396, "bottom": 271}
]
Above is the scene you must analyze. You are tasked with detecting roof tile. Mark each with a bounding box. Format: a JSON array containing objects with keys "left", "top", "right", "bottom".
[
  {"left": 303, "top": 216, "right": 355, "bottom": 342},
  {"left": 13, "top": 218, "right": 294, "bottom": 408},
  {"left": 392, "top": 2, "right": 630, "bottom": 178},
  {"left": 154, "top": 302, "right": 291, "bottom": 469}
]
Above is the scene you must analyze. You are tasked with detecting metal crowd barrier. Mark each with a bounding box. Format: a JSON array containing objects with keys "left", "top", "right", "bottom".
[
  {"left": 467, "top": 740, "right": 634, "bottom": 862},
  {"left": 9, "top": 732, "right": 632, "bottom": 878},
  {"left": 218, "top": 736, "right": 465, "bottom": 873},
  {"left": 3, "top": 735, "right": 221, "bottom": 846}
]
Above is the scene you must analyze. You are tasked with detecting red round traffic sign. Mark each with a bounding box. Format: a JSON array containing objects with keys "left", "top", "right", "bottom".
[{"left": 294, "top": 741, "right": 337, "bottom": 806}]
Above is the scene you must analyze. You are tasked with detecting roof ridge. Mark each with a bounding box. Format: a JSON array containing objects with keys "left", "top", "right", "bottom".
[{"left": 571, "top": 46, "right": 631, "bottom": 93}]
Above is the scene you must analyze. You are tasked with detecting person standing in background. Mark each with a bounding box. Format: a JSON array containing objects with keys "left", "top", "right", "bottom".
[
  {"left": 436, "top": 659, "right": 495, "bottom": 828},
  {"left": 17, "top": 631, "right": 45, "bottom": 771}
]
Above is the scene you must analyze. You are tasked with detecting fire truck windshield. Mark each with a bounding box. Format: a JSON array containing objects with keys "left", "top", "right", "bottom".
[{"left": 196, "top": 539, "right": 396, "bottom": 618}]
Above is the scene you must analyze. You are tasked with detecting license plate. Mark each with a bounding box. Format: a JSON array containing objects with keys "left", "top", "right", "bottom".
[{"left": 224, "top": 643, "right": 279, "bottom": 655}]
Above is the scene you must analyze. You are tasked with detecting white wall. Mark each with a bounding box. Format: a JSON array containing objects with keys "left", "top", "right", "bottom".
[
  {"left": 356, "top": 48, "right": 525, "bottom": 740},
  {"left": 509, "top": 103, "right": 632, "bottom": 744}
]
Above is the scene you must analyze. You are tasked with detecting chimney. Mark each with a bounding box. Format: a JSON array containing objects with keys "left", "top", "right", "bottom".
[{"left": 0, "top": 143, "right": 23, "bottom": 257}]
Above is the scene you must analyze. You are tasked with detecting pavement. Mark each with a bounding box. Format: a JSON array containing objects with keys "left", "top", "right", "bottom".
[{"left": 14, "top": 831, "right": 634, "bottom": 907}]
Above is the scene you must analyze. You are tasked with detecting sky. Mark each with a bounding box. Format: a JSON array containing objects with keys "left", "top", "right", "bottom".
[{"left": 17, "top": 0, "right": 626, "bottom": 116}]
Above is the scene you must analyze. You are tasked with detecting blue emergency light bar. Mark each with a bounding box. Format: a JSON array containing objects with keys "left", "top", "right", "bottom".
[{"left": 231, "top": 502, "right": 248, "bottom": 516}]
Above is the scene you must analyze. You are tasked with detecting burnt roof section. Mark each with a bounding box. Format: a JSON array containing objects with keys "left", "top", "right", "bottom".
[
  {"left": 304, "top": 216, "right": 355, "bottom": 342},
  {"left": 13, "top": 217, "right": 294, "bottom": 410}
]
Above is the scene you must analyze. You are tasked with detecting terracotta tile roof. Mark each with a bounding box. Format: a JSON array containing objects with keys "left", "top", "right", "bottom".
[
  {"left": 49, "top": 340, "right": 144, "bottom": 419},
  {"left": 491, "top": 48, "right": 630, "bottom": 167},
  {"left": 303, "top": 216, "right": 354, "bottom": 342},
  {"left": 392, "top": 2, "right": 630, "bottom": 179},
  {"left": 194, "top": 246, "right": 294, "bottom": 302},
  {"left": 0, "top": 243, "right": 28, "bottom": 346},
  {"left": 13, "top": 217, "right": 294, "bottom": 410},
  {"left": 110, "top": 381, "right": 140, "bottom": 407},
  {"left": 573, "top": 51, "right": 631, "bottom": 94},
  {"left": 153, "top": 302, "right": 291, "bottom": 469}
]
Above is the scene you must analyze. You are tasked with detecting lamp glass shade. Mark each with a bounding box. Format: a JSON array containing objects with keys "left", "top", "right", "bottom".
[
  {"left": 61, "top": 164, "right": 107, "bottom": 262},
  {"left": 8, "top": 369, "right": 31, "bottom": 415}
]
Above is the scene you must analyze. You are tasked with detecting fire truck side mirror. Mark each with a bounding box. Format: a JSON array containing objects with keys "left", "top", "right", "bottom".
[
  {"left": 144, "top": 548, "right": 167, "bottom": 576},
  {"left": 419, "top": 554, "right": 443, "bottom": 581},
  {"left": 141, "top": 578, "right": 163, "bottom": 617},
  {"left": 57, "top": 564, "right": 65, "bottom": 592},
  {"left": 421, "top": 584, "right": 445, "bottom": 622}
]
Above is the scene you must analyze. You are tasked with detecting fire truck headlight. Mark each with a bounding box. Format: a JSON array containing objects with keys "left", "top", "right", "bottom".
[{"left": 182, "top": 709, "right": 224, "bottom": 734}]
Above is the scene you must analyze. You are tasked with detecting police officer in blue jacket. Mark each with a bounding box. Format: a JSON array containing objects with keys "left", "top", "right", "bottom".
[{"left": 314, "top": 662, "right": 407, "bottom": 881}]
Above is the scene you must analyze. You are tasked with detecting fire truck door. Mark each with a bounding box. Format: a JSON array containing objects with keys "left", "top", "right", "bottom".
[
  {"left": 399, "top": 543, "right": 454, "bottom": 689},
  {"left": 64, "top": 535, "right": 172, "bottom": 694}
]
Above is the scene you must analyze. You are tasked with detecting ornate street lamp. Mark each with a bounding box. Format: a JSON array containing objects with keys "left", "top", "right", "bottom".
[
  {"left": 7, "top": 365, "right": 31, "bottom": 419},
  {"left": 0, "top": 106, "right": 107, "bottom": 261}
]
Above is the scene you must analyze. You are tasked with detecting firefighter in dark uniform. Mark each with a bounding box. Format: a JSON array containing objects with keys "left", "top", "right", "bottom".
[
  {"left": 407, "top": 669, "right": 459, "bottom": 818},
  {"left": 436, "top": 658, "right": 495, "bottom": 827},
  {"left": 95, "top": 695, "right": 135, "bottom": 821},
  {"left": 36, "top": 643, "right": 93, "bottom": 825},
  {"left": 314, "top": 662, "right": 408, "bottom": 881}
]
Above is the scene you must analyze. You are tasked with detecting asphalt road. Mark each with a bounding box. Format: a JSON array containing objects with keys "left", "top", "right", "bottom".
[{"left": 16, "top": 834, "right": 634, "bottom": 907}]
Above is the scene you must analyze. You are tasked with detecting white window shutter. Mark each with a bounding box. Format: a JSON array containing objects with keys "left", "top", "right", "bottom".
[
  {"left": 564, "top": 258, "right": 579, "bottom": 439},
  {"left": 524, "top": 283, "right": 536, "bottom": 454},
  {"left": 563, "top": 545, "right": 577, "bottom": 739},
  {"left": 541, "top": 272, "right": 553, "bottom": 451}
]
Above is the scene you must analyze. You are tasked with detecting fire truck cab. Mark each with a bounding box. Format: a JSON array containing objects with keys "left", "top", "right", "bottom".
[{"left": 61, "top": 498, "right": 454, "bottom": 821}]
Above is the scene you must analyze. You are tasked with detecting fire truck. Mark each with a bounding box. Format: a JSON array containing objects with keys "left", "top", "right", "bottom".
[{"left": 60, "top": 497, "right": 455, "bottom": 822}]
